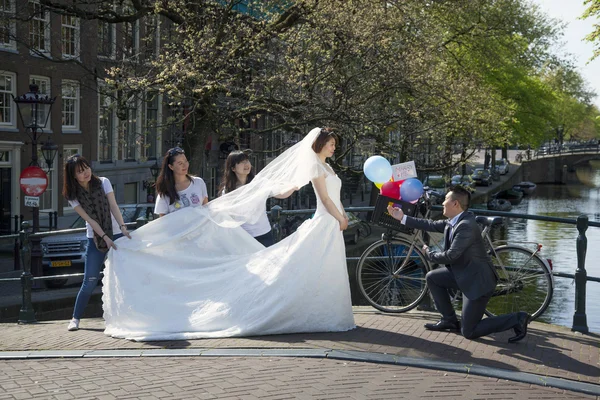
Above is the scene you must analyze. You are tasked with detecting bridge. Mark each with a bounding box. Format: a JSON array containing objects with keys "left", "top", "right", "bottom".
[{"left": 523, "top": 146, "right": 600, "bottom": 184}]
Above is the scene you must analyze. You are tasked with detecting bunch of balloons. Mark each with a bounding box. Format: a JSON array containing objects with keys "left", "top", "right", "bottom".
[{"left": 363, "top": 156, "right": 424, "bottom": 203}]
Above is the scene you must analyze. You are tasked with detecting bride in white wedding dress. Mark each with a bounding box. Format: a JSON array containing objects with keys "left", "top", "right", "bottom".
[{"left": 103, "top": 127, "right": 355, "bottom": 341}]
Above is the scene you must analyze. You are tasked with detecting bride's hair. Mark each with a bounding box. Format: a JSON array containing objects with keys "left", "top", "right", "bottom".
[
  {"left": 155, "top": 147, "right": 194, "bottom": 204},
  {"left": 311, "top": 127, "right": 338, "bottom": 154},
  {"left": 219, "top": 150, "right": 255, "bottom": 195}
]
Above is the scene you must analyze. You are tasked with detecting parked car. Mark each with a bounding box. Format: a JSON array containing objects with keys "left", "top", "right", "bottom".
[
  {"left": 471, "top": 168, "right": 492, "bottom": 186},
  {"left": 450, "top": 175, "right": 476, "bottom": 192},
  {"left": 41, "top": 204, "right": 155, "bottom": 288},
  {"left": 494, "top": 158, "right": 509, "bottom": 175},
  {"left": 423, "top": 175, "right": 447, "bottom": 194}
]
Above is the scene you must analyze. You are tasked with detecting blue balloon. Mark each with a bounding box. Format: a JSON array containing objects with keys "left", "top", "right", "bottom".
[
  {"left": 363, "top": 156, "right": 392, "bottom": 183},
  {"left": 400, "top": 178, "right": 424, "bottom": 202}
]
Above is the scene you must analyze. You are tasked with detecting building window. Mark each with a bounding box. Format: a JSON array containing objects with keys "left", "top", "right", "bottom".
[
  {"left": 28, "top": 0, "right": 50, "bottom": 54},
  {"left": 0, "top": 71, "right": 16, "bottom": 128},
  {"left": 123, "top": 19, "right": 139, "bottom": 60},
  {"left": 61, "top": 80, "right": 80, "bottom": 131},
  {"left": 29, "top": 76, "right": 51, "bottom": 129},
  {"left": 37, "top": 148, "right": 55, "bottom": 211},
  {"left": 98, "top": 88, "right": 115, "bottom": 162},
  {"left": 0, "top": 0, "right": 16, "bottom": 50},
  {"left": 61, "top": 15, "right": 80, "bottom": 59},
  {"left": 122, "top": 96, "right": 138, "bottom": 160},
  {"left": 123, "top": 182, "right": 137, "bottom": 204},
  {"left": 62, "top": 146, "right": 81, "bottom": 164},
  {"left": 97, "top": 20, "right": 115, "bottom": 59},
  {"left": 144, "top": 92, "right": 158, "bottom": 159},
  {"left": 144, "top": 16, "right": 159, "bottom": 59}
]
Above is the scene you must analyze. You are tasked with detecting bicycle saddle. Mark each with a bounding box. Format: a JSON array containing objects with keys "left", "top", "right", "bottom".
[{"left": 475, "top": 216, "right": 503, "bottom": 226}]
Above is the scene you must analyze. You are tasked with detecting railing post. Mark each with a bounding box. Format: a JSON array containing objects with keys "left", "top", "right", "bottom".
[
  {"left": 13, "top": 235, "right": 20, "bottom": 271},
  {"left": 572, "top": 215, "right": 589, "bottom": 333},
  {"left": 270, "top": 205, "right": 282, "bottom": 243},
  {"left": 18, "top": 221, "right": 36, "bottom": 324},
  {"left": 30, "top": 233, "right": 43, "bottom": 290}
]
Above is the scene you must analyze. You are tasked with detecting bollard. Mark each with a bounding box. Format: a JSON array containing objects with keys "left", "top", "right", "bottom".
[
  {"left": 136, "top": 216, "right": 148, "bottom": 229},
  {"left": 572, "top": 215, "right": 589, "bottom": 333},
  {"left": 270, "top": 205, "right": 282, "bottom": 243},
  {"left": 18, "top": 222, "right": 36, "bottom": 324}
]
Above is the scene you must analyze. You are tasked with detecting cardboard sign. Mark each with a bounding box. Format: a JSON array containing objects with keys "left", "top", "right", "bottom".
[{"left": 391, "top": 161, "right": 417, "bottom": 181}]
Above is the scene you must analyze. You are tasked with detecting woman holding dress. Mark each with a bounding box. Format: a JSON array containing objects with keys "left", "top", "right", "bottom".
[
  {"left": 219, "top": 150, "right": 296, "bottom": 247},
  {"left": 62, "top": 155, "right": 131, "bottom": 331},
  {"left": 103, "top": 127, "right": 355, "bottom": 341}
]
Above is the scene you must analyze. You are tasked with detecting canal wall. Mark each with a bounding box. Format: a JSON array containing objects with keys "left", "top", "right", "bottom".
[
  {"left": 521, "top": 153, "right": 600, "bottom": 184},
  {"left": 471, "top": 165, "right": 524, "bottom": 204}
]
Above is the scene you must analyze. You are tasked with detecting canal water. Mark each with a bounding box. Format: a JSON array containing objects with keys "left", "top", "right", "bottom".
[{"left": 487, "top": 163, "right": 600, "bottom": 333}]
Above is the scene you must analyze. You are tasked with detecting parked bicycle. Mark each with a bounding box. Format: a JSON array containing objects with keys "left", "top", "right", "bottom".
[{"left": 356, "top": 191, "right": 554, "bottom": 320}]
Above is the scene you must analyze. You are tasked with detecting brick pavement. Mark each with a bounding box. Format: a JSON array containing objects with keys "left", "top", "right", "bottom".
[
  {"left": 0, "top": 308, "right": 598, "bottom": 386},
  {"left": 0, "top": 356, "right": 595, "bottom": 400}
]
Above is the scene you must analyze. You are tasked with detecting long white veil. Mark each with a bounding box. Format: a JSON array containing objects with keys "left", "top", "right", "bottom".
[
  {"left": 207, "top": 127, "right": 323, "bottom": 227},
  {"left": 113, "top": 127, "right": 324, "bottom": 250}
]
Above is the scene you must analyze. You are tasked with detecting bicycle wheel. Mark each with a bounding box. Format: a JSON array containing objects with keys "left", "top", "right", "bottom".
[
  {"left": 485, "top": 245, "right": 553, "bottom": 320},
  {"left": 357, "top": 238, "right": 430, "bottom": 313}
]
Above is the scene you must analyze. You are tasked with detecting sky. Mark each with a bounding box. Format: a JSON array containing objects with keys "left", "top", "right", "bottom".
[{"left": 531, "top": 0, "right": 600, "bottom": 108}]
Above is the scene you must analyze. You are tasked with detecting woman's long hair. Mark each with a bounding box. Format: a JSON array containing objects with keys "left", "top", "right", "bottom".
[
  {"left": 62, "top": 154, "right": 102, "bottom": 200},
  {"left": 155, "top": 147, "right": 194, "bottom": 205},
  {"left": 218, "top": 150, "right": 255, "bottom": 195}
]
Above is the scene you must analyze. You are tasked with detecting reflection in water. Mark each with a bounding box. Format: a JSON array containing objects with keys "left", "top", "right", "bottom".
[{"left": 486, "top": 164, "right": 600, "bottom": 333}]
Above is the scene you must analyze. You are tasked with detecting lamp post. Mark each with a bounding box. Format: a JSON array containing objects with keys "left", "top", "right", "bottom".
[
  {"left": 143, "top": 160, "right": 161, "bottom": 203},
  {"left": 150, "top": 160, "right": 160, "bottom": 181},
  {"left": 13, "top": 84, "right": 58, "bottom": 233}
]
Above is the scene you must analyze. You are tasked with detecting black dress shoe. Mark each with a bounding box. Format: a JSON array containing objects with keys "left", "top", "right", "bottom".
[
  {"left": 424, "top": 319, "right": 461, "bottom": 332},
  {"left": 508, "top": 312, "right": 531, "bottom": 343}
]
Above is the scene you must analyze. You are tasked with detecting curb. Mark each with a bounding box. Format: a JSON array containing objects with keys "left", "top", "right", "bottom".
[{"left": 1, "top": 348, "right": 598, "bottom": 396}]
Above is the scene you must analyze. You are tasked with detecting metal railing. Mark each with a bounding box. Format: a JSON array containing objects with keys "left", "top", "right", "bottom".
[
  {"left": 533, "top": 143, "right": 600, "bottom": 159},
  {"left": 1, "top": 206, "right": 598, "bottom": 334}
]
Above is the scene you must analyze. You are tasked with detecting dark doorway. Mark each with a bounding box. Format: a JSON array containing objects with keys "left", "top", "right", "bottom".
[{"left": 0, "top": 168, "right": 12, "bottom": 234}]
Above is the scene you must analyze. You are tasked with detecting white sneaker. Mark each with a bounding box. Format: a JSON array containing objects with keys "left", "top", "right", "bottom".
[{"left": 67, "top": 318, "right": 80, "bottom": 331}]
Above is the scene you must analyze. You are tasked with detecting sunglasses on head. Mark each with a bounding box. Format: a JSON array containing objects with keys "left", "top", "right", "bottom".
[
  {"left": 67, "top": 154, "right": 81, "bottom": 164},
  {"left": 167, "top": 147, "right": 184, "bottom": 156}
]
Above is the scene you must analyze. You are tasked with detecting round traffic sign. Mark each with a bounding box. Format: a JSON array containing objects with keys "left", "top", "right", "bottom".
[{"left": 19, "top": 166, "right": 48, "bottom": 196}]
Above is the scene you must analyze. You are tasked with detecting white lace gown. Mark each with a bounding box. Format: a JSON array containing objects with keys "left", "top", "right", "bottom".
[{"left": 103, "top": 170, "right": 355, "bottom": 341}]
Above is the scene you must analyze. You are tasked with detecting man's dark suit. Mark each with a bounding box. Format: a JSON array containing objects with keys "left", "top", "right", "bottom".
[{"left": 406, "top": 211, "right": 521, "bottom": 339}]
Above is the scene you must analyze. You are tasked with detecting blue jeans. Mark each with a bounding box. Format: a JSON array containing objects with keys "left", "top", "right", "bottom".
[{"left": 72, "top": 234, "right": 122, "bottom": 319}]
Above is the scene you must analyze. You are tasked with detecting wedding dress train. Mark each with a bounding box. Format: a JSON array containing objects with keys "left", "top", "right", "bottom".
[{"left": 103, "top": 130, "right": 355, "bottom": 341}]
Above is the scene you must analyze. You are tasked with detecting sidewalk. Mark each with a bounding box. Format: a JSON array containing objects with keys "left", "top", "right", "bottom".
[{"left": 1, "top": 308, "right": 598, "bottom": 399}]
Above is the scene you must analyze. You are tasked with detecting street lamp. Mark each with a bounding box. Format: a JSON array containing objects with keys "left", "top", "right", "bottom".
[
  {"left": 41, "top": 139, "right": 59, "bottom": 172},
  {"left": 13, "top": 84, "right": 57, "bottom": 232},
  {"left": 143, "top": 160, "right": 161, "bottom": 203},
  {"left": 150, "top": 160, "right": 160, "bottom": 181}
]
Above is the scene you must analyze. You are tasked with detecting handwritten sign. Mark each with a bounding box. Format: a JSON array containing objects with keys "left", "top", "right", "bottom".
[
  {"left": 24, "top": 196, "right": 40, "bottom": 208},
  {"left": 391, "top": 161, "right": 417, "bottom": 181}
]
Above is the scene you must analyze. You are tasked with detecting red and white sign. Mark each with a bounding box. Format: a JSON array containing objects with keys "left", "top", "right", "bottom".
[{"left": 19, "top": 166, "right": 48, "bottom": 196}]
